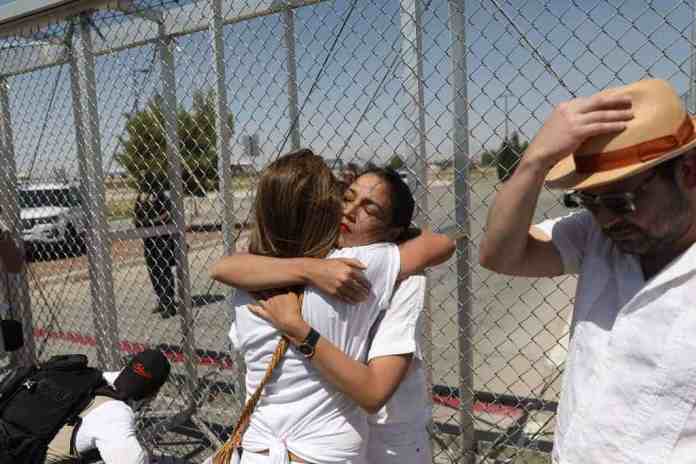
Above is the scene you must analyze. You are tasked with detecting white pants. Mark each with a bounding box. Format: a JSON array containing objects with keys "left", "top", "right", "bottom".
[{"left": 366, "top": 422, "right": 432, "bottom": 464}]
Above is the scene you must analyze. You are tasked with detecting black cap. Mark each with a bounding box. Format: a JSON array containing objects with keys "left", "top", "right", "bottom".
[{"left": 114, "top": 349, "right": 171, "bottom": 401}]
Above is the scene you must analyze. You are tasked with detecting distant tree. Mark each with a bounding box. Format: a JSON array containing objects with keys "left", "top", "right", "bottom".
[
  {"left": 495, "top": 132, "right": 528, "bottom": 181},
  {"left": 116, "top": 90, "right": 234, "bottom": 195},
  {"left": 388, "top": 154, "right": 405, "bottom": 171},
  {"left": 480, "top": 150, "right": 496, "bottom": 167}
]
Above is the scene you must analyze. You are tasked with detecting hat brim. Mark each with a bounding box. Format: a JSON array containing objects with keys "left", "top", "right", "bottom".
[{"left": 545, "top": 116, "right": 696, "bottom": 191}]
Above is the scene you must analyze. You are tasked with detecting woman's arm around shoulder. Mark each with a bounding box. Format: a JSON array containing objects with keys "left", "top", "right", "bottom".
[
  {"left": 398, "top": 229, "right": 455, "bottom": 280},
  {"left": 209, "top": 253, "right": 311, "bottom": 290},
  {"left": 209, "top": 253, "right": 371, "bottom": 303}
]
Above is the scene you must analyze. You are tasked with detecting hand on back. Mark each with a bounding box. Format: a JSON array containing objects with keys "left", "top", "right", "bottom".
[
  {"left": 249, "top": 291, "right": 308, "bottom": 341},
  {"left": 310, "top": 258, "right": 371, "bottom": 304}
]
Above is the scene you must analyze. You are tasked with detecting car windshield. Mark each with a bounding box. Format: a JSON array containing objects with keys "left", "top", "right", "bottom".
[{"left": 19, "top": 188, "right": 80, "bottom": 209}]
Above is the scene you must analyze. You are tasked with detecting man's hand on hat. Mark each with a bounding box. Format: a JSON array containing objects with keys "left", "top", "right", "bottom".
[{"left": 525, "top": 93, "right": 634, "bottom": 170}]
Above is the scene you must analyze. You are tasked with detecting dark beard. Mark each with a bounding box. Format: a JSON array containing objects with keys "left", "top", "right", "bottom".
[
  {"left": 604, "top": 192, "right": 692, "bottom": 256},
  {"left": 604, "top": 223, "right": 661, "bottom": 255}
]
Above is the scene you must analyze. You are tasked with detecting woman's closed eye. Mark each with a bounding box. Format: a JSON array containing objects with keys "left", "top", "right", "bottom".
[{"left": 364, "top": 203, "right": 381, "bottom": 217}]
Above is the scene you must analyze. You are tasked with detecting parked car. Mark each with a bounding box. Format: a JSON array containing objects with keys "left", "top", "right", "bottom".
[{"left": 19, "top": 182, "right": 86, "bottom": 259}]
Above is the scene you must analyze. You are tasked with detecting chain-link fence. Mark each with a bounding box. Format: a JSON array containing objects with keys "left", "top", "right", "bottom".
[{"left": 1, "top": 1, "right": 695, "bottom": 462}]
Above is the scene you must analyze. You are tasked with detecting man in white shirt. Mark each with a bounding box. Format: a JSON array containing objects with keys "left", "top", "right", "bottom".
[
  {"left": 479, "top": 78, "right": 696, "bottom": 463},
  {"left": 46, "top": 349, "right": 171, "bottom": 464}
]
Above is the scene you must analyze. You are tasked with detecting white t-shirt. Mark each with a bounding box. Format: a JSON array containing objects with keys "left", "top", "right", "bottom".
[
  {"left": 229, "top": 243, "right": 400, "bottom": 464},
  {"left": 366, "top": 275, "right": 430, "bottom": 427},
  {"left": 536, "top": 211, "right": 696, "bottom": 463},
  {"left": 73, "top": 371, "right": 149, "bottom": 464}
]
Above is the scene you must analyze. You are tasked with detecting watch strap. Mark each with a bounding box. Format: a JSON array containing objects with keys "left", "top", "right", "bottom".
[{"left": 298, "top": 327, "right": 320, "bottom": 358}]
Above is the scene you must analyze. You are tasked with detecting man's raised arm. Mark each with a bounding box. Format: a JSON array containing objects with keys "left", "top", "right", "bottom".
[{"left": 479, "top": 93, "right": 633, "bottom": 277}]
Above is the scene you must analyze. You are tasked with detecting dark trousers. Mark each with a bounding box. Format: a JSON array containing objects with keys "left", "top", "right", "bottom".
[{"left": 143, "top": 235, "right": 177, "bottom": 311}]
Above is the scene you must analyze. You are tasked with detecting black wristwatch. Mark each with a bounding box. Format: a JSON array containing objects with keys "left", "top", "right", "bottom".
[{"left": 297, "top": 327, "right": 320, "bottom": 359}]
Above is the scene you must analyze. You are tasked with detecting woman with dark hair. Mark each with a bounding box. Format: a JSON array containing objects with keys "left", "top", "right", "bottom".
[{"left": 211, "top": 164, "right": 453, "bottom": 463}]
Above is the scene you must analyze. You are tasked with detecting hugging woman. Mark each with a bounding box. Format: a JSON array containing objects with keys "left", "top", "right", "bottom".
[{"left": 209, "top": 149, "right": 454, "bottom": 464}]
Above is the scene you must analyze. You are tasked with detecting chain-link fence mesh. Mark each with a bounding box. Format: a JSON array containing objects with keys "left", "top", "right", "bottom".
[{"left": 1, "top": 1, "right": 695, "bottom": 462}]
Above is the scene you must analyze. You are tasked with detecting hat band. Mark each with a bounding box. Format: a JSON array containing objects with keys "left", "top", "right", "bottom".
[{"left": 574, "top": 115, "right": 695, "bottom": 174}]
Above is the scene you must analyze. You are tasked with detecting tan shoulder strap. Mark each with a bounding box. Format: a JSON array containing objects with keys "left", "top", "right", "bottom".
[{"left": 46, "top": 395, "right": 117, "bottom": 460}]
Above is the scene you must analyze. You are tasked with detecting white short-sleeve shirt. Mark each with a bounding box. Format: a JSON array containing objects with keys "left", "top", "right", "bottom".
[
  {"left": 229, "top": 243, "right": 401, "bottom": 464},
  {"left": 366, "top": 275, "right": 430, "bottom": 427},
  {"left": 536, "top": 211, "right": 696, "bottom": 463},
  {"left": 73, "top": 371, "right": 149, "bottom": 464}
]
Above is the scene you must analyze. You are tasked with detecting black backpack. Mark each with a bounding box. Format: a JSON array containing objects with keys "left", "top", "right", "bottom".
[{"left": 0, "top": 354, "right": 108, "bottom": 463}]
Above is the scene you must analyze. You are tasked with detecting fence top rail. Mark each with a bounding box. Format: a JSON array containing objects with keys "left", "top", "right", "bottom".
[{"left": 0, "top": 0, "right": 327, "bottom": 79}]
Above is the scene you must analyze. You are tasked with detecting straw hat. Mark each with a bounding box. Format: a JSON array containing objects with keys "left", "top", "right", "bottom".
[{"left": 545, "top": 79, "right": 696, "bottom": 190}]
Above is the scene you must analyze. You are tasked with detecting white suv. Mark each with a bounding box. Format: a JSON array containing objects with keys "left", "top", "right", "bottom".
[{"left": 19, "top": 182, "right": 86, "bottom": 255}]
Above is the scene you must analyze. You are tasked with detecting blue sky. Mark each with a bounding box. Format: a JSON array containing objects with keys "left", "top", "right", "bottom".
[{"left": 2, "top": 0, "right": 696, "bottom": 180}]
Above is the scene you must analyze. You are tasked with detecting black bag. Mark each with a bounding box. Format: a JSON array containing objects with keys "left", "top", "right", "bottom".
[{"left": 0, "top": 354, "right": 106, "bottom": 464}]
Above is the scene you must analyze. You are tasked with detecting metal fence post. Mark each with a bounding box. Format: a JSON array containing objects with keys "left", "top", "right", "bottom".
[
  {"left": 399, "top": 0, "right": 428, "bottom": 215},
  {"left": 449, "top": 0, "right": 474, "bottom": 462},
  {"left": 68, "top": 16, "right": 120, "bottom": 370},
  {"left": 157, "top": 22, "right": 197, "bottom": 405},
  {"left": 210, "top": 0, "right": 236, "bottom": 257},
  {"left": 400, "top": 0, "right": 433, "bottom": 410},
  {"left": 209, "top": 0, "right": 247, "bottom": 422},
  {"left": 0, "top": 77, "right": 36, "bottom": 366},
  {"left": 284, "top": 5, "right": 301, "bottom": 150}
]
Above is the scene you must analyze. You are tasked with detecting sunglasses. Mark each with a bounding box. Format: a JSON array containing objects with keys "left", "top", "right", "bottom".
[{"left": 563, "top": 170, "right": 658, "bottom": 216}]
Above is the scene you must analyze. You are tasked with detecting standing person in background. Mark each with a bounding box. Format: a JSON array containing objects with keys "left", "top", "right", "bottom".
[
  {"left": 134, "top": 174, "right": 178, "bottom": 319},
  {"left": 480, "top": 79, "right": 696, "bottom": 463},
  {"left": 0, "top": 226, "right": 24, "bottom": 309},
  {"left": 0, "top": 225, "right": 25, "bottom": 354},
  {"left": 0, "top": 228, "right": 23, "bottom": 276}
]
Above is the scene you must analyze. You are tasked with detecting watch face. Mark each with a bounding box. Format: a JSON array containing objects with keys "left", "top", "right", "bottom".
[{"left": 298, "top": 344, "right": 313, "bottom": 356}]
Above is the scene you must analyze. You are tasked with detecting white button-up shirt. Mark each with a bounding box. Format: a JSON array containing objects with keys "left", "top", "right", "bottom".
[{"left": 536, "top": 211, "right": 696, "bottom": 464}]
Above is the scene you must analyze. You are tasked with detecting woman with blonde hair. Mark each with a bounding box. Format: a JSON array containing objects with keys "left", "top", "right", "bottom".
[
  {"left": 209, "top": 149, "right": 453, "bottom": 464},
  {"left": 213, "top": 165, "right": 448, "bottom": 464}
]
